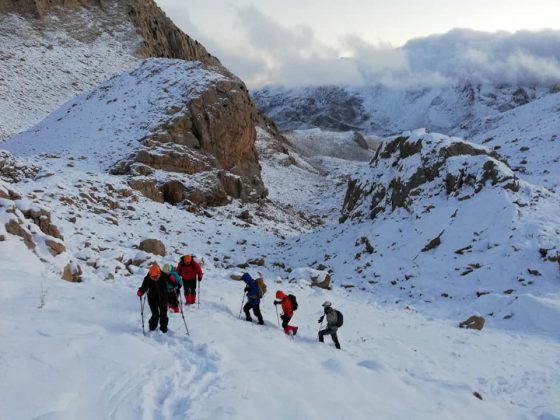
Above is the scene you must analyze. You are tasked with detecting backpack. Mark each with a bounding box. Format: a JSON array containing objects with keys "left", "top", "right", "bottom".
[
  {"left": 335, "top": 310, "right": 343, "bottom": 327},
  {"left": 256, "top": 277, "right": 267, "bottom": 298},
  {"left": 288, "top": 294, "right": 298, "bottom": 311}
]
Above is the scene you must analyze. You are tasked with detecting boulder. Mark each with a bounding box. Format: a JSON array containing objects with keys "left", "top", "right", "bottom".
[
  {"left": 459, "top": 315, "right": 485, "bottom": 330},
  {"left": 139, "top": 239, "right": 166, "bottom": 256},
  {"left": 62, "top": 261, "right": 83, "bottom": 282}
]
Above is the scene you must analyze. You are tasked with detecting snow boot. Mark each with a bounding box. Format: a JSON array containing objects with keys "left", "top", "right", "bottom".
[
  {"left": 170, "top": 305, "right": 180, "bottom": 313},
  {"left": 245, "top": 316, "right": 253, "bottom": 322},
  {"left": 160, "top": 326, "right": 168, "bottom": 333}
]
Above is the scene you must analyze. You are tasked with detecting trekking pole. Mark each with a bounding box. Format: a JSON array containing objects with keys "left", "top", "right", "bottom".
[
  {"left": 197, "top": 280, "right": 201, "bottom": 309},
  {"left": 238, "top": 293, "right": 245, "bottom": 319},
  {"left": 275, "top": 304, "right": 281, "bottom": 328},
  {"left": 177, "top": 290, "right": 190, "bottom": 336},
  {"left": 139, "top": 295, "right": 146, "bottom": 335}
]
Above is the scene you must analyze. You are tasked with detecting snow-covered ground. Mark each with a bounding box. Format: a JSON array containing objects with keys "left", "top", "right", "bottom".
[
  {"left": 0, "top": 27, "right": 559, "bottom": 419},
  {"left": 0, "top": 9, "right": 140, "bottom": 141},
  {"left": 1, "top": 118, "right": 559, "bottom": 418}
]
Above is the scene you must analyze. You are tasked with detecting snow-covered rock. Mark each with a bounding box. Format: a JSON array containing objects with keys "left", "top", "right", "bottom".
[{"left": 3, "top": 58, "right": 267, "bottom": 205}]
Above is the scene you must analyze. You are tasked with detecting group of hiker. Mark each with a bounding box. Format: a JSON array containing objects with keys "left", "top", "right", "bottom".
[
  {"left": 136, "top": 261, "right": 343, "bottom": 349},
  {"left": 136, "top": 255, "right": 203, "bottom": 333}
]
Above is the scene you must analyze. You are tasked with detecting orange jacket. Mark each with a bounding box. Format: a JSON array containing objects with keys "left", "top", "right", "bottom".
[{"left": 275, "top": 290, "right": 293, "bottom": 317}]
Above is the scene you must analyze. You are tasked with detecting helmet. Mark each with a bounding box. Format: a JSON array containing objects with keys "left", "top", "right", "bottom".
[
  {"left": 322, "top": 301, "right": 332, "bottom": 308},
  {"left": 148, "top": 265, "right": 161, "bottom": 278},
  {"left": 162, "top": 264, "right": 172, "bottom": 274},
  {"left": 183, "top": 255, "right": 192, "bottom": 264}
]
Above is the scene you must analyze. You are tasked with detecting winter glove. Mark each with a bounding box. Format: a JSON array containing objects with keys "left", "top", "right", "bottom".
[
  {"left": 244, "top": 287, "right": 249, "bottom": 292},
  {"left": 318, "top": 315, "right": 324, "bottom": 323},
  {"left": 273, "top": 301, "right": 279, "bottom": 306},
  {"left": 137, "top": 290, "right": 143, "bottom": 297}
]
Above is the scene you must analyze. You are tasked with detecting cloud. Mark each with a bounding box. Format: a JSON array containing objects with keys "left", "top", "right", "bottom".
[{"left": 158, "top": 3, "right": 560, "bottom": 89}]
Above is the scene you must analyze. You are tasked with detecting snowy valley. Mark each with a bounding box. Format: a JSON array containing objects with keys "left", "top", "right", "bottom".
[{"left": 0, "top": 2, "right": 559, "bottom": 420}]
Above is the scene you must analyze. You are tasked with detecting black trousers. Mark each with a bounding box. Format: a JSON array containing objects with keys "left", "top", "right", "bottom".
[
  {"left": 319, "top": 327, "right": 341, "bottom": 349},
  {"left": 244, "top": 302, "right": 264, "bottom": 324},
  {"left": 281, "top": 314, "right": 292, "bottom": 329},
  {"left": 148, "top": 294, "right": 168, "bottom": 331},
  {"left": 168, "top": 290, "right": 179, "bottom": 307},
  {"left": 184, "top": 279, "right": 197, "bottom": 296}
]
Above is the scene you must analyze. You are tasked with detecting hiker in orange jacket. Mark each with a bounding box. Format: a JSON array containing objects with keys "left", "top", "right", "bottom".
[
  {"left": 273, "top": 290, "right": 298, "bottom": 336},
  {"left": 176, "top": 254, "right": 203, "bottom": 305}
]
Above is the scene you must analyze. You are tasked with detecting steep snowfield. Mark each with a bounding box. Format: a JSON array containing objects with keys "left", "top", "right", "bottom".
[
  {"left": 1, "top": 160, "right": 559, "bottom": 419},
  {"left": 0, "top": 42, "right": 559, "bottom": 420},
  {"left": 2, "top": 59, "right": 226, "bottom": 170},
  {"left": 0, "top": 11, "right": 141, "bottom": 141}
]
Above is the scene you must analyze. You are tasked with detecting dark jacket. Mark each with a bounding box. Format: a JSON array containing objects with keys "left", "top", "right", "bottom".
[
  {"left": 242, "top": 273, "right": 261, "bottom": 305},
  {"left": 138, "top": 272, "right": 173, "bottom": 304}
]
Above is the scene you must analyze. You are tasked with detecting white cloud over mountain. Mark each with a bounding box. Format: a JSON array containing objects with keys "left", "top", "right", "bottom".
[{"left": 167, "top": 5, "right": 560, "bottom": 88}]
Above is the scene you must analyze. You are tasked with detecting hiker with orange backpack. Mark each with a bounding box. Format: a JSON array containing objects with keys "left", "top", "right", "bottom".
[
  {"left": 273, "top": 290, "right": 298, "bottom": 336},
  {"left": 136, "top": 264, "right": 174, "bottom": 333},
  {"left": 176, "top": 255, "right": 203, "bottom": 305},
  {"left": 241, "top": 273, "right": 265, "bottom": 325}
]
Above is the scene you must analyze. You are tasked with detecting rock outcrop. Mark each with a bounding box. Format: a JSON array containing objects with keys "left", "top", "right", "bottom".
[
  {"left": 4, "top": 59, "right": 267, "bottom": 206},
  {"left": 340, "top": 129, "right": 519, "bottom": 222},
  {"left": 0, "top": 0, "right": 220, "bottom": 67}
]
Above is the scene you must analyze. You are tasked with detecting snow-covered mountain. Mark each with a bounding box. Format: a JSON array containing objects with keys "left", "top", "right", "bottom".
[
  {"left": 1, "top": 2, "right": 559, "bottom": 419},
  {"left": 0, "top": 0, "right": 220, "bottom": 142},
  {"left": 252, "top": 83, "right": 557, "bottom": 136}
]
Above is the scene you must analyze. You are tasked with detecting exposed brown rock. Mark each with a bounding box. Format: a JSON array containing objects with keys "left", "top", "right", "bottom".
[
  {"left": 62, "top": 261, "right": 83, "bottom": 282},
  {"left": 128, "top": 179, "right": 163, "bottom": 203},
  {"left": 46, "top": 239, "right": 66, "bottom": 256},
  {"left": 139, "top": 238, "right": 166, "bottom": 256},
  {"left": 311, "top": 273, "right": 332, "bottom": 290},
  {"left": 459, "top": 315, "right": 485, "bottom": 330},
  {"left": 5, "top": 218, "right": 35, "bottom": 250},
  {"left": 0, "top": 0, "right": 220, "bottom": 67},
  {"left": 162, "top": 180, "right": 185, "bottom": 205}
]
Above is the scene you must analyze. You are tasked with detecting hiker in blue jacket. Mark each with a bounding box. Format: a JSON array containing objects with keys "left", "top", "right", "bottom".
[{"left": 242, "top": 272, "right": 264, "bottom": 325}]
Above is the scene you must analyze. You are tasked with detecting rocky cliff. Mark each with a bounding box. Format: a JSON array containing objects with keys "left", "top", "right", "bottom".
[{"left": 0, "top": 0, "right": 220, "bottom": 66}]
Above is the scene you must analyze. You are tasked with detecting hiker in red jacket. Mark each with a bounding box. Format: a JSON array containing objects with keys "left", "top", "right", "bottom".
[
  {"left": 273, "top": 290, "right": 298, "bottom": 336},
  {"left": 176, "top": 254, "right": 203, "bottom": 305}
]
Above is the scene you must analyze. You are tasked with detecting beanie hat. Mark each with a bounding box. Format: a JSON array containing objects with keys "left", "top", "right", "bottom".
[
  {"left": 322, "top": 301, "right": 332, "bottom": 308},
  {"left": 183, "top": 255, "right": 192, "bottom": 264},
  {"left": 149, "top": 265, "right": 161, "bottom": 278},
  {"left": 162, "top": 264, "right": 172, "bottom": 274}
]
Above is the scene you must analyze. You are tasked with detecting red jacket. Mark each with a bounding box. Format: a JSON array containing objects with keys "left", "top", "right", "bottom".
[
  {"left": 275, "top": 290, "right": 293, "bottom": 317},
  {"left": 176, "top": 260, "right": 203, "bottom": 282}
]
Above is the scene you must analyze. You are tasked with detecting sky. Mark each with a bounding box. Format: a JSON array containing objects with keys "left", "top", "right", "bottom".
[{"left": 157, "top": 1, "right": 560, "bottom": 88}]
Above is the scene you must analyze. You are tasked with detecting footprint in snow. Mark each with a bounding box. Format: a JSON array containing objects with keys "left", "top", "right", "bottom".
[{"left": 358, "top": 359, "right": 383, "bottom": 371}]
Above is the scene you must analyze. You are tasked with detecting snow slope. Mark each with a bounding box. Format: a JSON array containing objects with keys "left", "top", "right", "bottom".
[
  {"left": 2, "top": 58, "right": 226, "bottom": 171},
  {"left": 0, "top": 11, "right": 141, "bottom": 141},
  {"left": 0, "top": 121, "right": 558, "bottom": 418}
]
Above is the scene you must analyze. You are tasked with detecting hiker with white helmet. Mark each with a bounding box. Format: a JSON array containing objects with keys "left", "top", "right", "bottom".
[
  {"left": 317, "top": 301, "right": 343, "bottom": 349},
  {"left": 162, "top": 263, "right": 183, "bottom": 313}
]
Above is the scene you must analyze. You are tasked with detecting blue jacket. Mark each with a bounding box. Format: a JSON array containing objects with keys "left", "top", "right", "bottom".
[
  {"left": 166, "top": 269, "right": 183, "bottom": 292},
  {"left": 242, "top": 273, "right": 260, "bottom": 305}
]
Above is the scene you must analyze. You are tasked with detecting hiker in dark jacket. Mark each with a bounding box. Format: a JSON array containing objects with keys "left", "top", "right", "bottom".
[
  {"left": 242, "top": 272, "right": 264, "bottom": 325},
  {"left": 318, "top": 301, "right": 341, "bottom": 349},
  {"left": 176, "top": 254, "right": 203, "bottom": 305},
  {"left": 137, "top": 264, "right": 173, "bottom": 333},
  {"left": 274, "top": 290, "right": 298, "bottom": 336}
]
